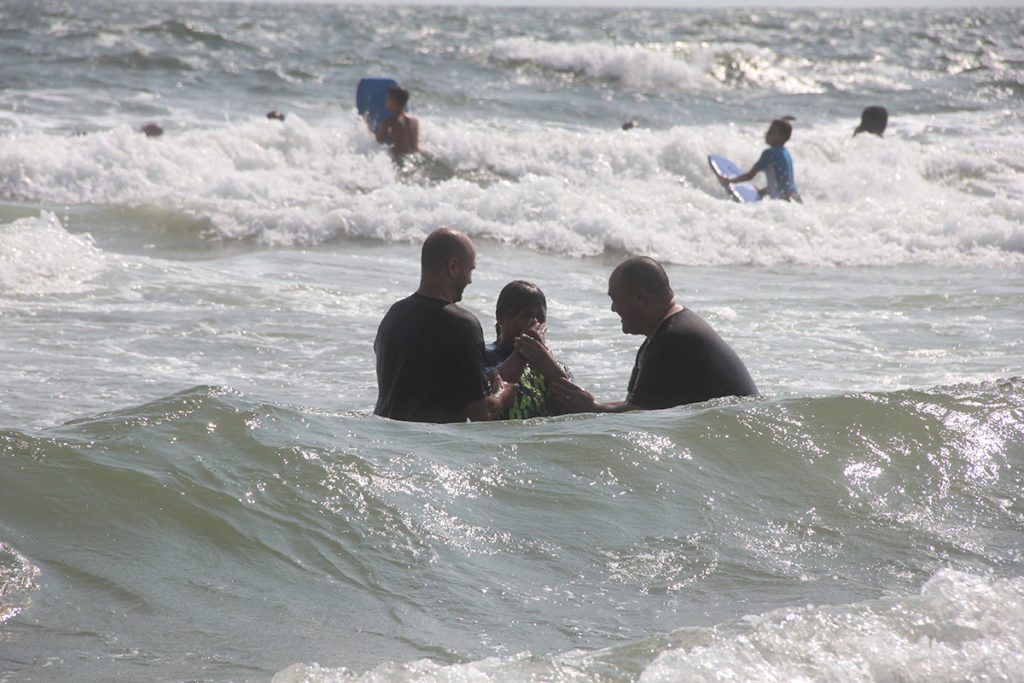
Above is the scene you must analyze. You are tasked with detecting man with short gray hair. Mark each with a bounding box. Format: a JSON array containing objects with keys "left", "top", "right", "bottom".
[{"left": 519, "top": 256, "right": 757, "bottom": 413}]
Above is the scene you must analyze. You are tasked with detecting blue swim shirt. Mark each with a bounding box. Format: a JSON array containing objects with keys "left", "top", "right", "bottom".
[{"left": 752, "top": 146, "right": 797, "bottom": 199}]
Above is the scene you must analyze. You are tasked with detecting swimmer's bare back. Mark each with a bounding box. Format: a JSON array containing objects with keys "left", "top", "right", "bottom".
[{"left": 379, "top": 114, "right": 419, "bottom": 156}]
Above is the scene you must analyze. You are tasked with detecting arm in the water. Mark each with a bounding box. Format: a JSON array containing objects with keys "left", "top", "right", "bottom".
[
  {"left": 549, "top": 377, "right": 641, "bottom": 415},
  {"left": 408, "top": 117, "right": 420, "bottom": 153},
  {"left": 726, "top": 167, "right": 759, "bottom": 185},
  {"left": 465, "top": 369, "right": 517, "bottom": 421},
  {"left": 375, "top": 117, "right": 391, "bottom": 144}
]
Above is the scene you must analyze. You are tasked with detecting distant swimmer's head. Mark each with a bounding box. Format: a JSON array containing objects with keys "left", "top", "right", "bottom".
[
  {"left": 141, "top": 123, "right": 164, "bottom": 138},
  {"left": 420, "top": 228, "right": 476, "bottom": 303},
  {"left": 765, "top": 119, "right": 792, "bottom": 147},
  {"left": 386, "top": 86, "right": 410, "bottom": 114},
  {"left": 494, "top": 280, "right": 547, "bottom": 345},
  {"left": 608, "top": 256, "right": 675, "bottom": 336},
  {"left": 855, "top": 106, "right": 888, "bottom": 137}
]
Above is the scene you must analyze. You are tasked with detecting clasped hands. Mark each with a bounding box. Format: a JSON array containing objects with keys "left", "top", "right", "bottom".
[{"left": 494, "top": 320, "right": 597, "bottom": 414}]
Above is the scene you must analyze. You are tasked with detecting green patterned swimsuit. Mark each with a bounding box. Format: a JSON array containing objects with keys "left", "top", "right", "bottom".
[{"left": 484, "top": 342, "right": 569, "bottom": 420}]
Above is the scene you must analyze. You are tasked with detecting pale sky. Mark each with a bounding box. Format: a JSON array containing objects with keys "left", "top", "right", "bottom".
[{"left": 184, "top": 0, "right": 1020, "bottom": 7}]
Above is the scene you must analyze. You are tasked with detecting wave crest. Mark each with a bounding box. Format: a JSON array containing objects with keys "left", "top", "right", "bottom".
[
  {"left": 491, "top": 38, "right": 705, "bottom": 89},
  {"left": 0, "top": 543, "right": 39, "bottom": 625},
  {"left": 1, "top": 114, "right": 1022, "bottom": 267},
  {"left": 489, "top": 38, "right": 822, "bottom": 93},
  {"left": 0, "top": 212, "right": 107, "bottom": 296},
  {"left": 273, "top": 570, "right": 1024, "bottom": 682}
]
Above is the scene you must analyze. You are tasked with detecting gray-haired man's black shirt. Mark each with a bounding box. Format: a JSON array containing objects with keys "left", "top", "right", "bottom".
[{"left": 627, "top": 309, "right": 757, "bottom": 409}]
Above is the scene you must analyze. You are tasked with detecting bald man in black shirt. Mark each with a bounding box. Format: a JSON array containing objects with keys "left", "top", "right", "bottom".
[
  {"left": 519, "top": 256, "right": 757, "bottom": 413},
  {"left": 374, "top": 228, "right": 522, "bottom": 423}
]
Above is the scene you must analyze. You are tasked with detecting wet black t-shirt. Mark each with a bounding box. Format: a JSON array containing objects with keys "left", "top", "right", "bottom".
[
  {"left": 374, "top": 293, "right": 490, "bottom": 423},
  {"left": 627, "top": 309, "right": 758, "bottom": 410}
]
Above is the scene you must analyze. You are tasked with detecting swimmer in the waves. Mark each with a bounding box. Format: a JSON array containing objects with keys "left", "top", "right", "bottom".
[
  {"left": 723, "top": 118, "right": 801, "bottom": 203},
  {"left": 854, "top": 106, "right": 888, "bottom": 137},
  {"left": 376, "top": 85, "right": 419, "bottom": 157}
]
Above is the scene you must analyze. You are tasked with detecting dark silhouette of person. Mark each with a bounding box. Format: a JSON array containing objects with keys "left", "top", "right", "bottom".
[{"left": 855, "top": 106, "right": 888, "bottom": 137}]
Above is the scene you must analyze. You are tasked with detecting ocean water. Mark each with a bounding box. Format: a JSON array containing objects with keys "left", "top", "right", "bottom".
[{"left": 1, "top": 1, "right": 1023, "bottom": 681}]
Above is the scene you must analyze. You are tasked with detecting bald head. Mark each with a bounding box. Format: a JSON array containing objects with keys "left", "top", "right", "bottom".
[
  {"left": 608, "top": 256, "right": 678, "bottom": 336},
  {"left": 612, "top": 256, "right": 674, "bottom": 303},
  {"left": 418, "top": 228, "right": 477, "bottom": 303},
  {"left": 421, "top": 228, "right": 473, "bottom": 273}
]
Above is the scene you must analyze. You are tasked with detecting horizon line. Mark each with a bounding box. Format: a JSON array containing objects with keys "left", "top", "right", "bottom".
[{"left": 132, "top": 0, "right": 1023, "bottom": 8}]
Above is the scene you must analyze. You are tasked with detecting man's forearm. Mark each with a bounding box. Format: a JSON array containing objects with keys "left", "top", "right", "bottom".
[
  {"left": 466, "top": 383, "right": 516, "bottom": 421},
  {"left": 594, "top": 401, "right": 636, "bottom": 413}
]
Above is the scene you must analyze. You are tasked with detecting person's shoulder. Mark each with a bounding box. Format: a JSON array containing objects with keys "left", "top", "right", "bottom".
[
  {"left": 441, "top": 304, "right": 484, "bottom": 348},
  {"left": 659, "top": 308, "right": 716, "bottom": 340},
  {"left": 643, "top": 310, "right": 727, "bottom": 369},
  {"left": 388, "top": 292, "right": 448, "bottom": 319},
  {"left": 394, "top": 292, "right": 431, "bottom": 309},
  {"left": 441, "top": 302, "right": 482, "bottom": 330},
  {"left": 383, "top": 292, "right": 415, "bottom": 313},
  {"left": 442, "top": 301, "right": 475, "bottom": 318},
  {"left": 379, "top": 293, "right": 416, "bottom": 322},
  {"left": 378, "top": 294, "right": 425, "bottom": 339}
]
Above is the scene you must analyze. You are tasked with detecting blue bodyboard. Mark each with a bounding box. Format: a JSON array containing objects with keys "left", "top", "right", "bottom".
[
  {"left": 357, "top": 77, "right": 398, "bottom": 136},
  {"left": 708, "top": 154, "right": 761, "bottom": 204}
]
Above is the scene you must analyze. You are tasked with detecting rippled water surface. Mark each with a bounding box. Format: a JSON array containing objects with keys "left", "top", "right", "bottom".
[{"left": 1, "top": 1, "right": 1023, "bottom": 681}]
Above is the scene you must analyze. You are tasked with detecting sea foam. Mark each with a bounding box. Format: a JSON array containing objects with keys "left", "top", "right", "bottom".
[
  {"left": 0, "top": 542, "right": 39, "bottom": 625},
  {"left": 0, "top": 111, "right": 1021, "bottom": 267},
  {"left": 272, "top": 569, "right": 1024, "bottom": 682},
  {"left": 0, "top": 212, "right": 108, "bottom": 296},
  {"left": 489, "top": 37, "right": 823, "bottom": 93}
]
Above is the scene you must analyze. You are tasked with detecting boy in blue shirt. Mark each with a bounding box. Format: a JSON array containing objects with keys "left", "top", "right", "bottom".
[{"left": 725, "top": 119, "right": 801, "bottom": 203}]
